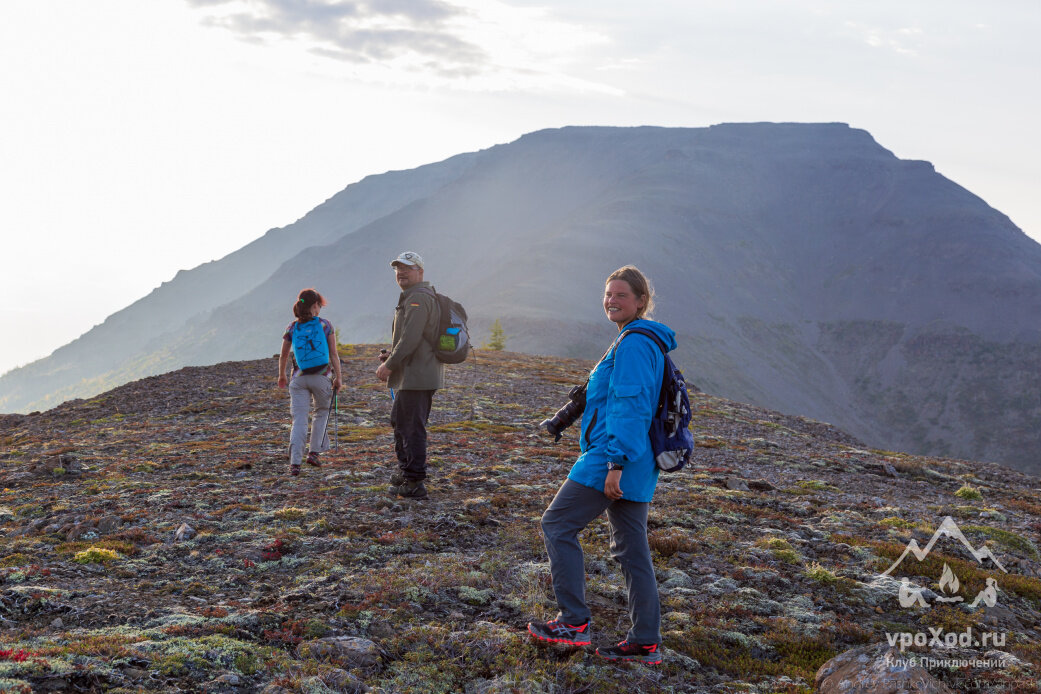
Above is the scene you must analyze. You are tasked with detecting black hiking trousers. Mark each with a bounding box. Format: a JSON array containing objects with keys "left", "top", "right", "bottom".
[{"left": 390, "top": 389, "right": 434, "bottom": 481}]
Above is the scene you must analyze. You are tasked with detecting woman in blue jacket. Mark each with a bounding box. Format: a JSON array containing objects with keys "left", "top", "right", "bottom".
[{"left": 528, "top": 265, "right": 675, "bottom": 665}]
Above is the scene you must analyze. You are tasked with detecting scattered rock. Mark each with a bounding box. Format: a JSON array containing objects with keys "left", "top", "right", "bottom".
[
  {"left": 660, "top": 568, "right": 695, "bottom": 590},
  {"left": 726, "top": 477, "right": 750, "bottom": 492},
  {"left": 96, "top": 515, "right": 122, "bottom": 534},
  {"left": 747, "top": 438, "right": 781, "bottom": 449},
  {"left": 175, "top": 523, "right": 196, "bottom": 542},
  {"left": 320, "top": 667, "right": 366, "bottom": 693},
  {"left": 297, "top": 636, "right": 381, "bottom": 668},
  {"left": 815, "top": 643, "right": 956, "bottom": 694}
]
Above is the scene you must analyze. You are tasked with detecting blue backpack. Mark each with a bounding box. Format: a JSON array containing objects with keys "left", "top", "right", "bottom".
[
  {"left": 620, "top": 328, "right": 695, "bottom": 472},
  {"left": 291, "top": 318, "right": 330, "bottom": 372}
]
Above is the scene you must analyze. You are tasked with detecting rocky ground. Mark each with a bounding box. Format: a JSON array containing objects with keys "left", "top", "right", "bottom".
[{"left": 1, "top": 346, "right": 1039, "bottom": 693}]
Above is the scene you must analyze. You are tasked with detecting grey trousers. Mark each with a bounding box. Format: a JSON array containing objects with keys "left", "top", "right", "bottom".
[
  {"left": 540, "top": 478, "right": 661, "bottom": 644},
  {"left": 288, "top": 373, "right": 333, "bottom": 467}
]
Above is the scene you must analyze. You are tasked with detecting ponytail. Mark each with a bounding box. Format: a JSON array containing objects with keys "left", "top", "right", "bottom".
[{"left": 293, "top": 288, "right": 326, "bottom": 321}]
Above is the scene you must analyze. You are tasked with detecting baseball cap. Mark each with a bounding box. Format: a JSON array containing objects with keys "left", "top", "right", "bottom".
[{"left": 390, "top": 251, "right": 424, "bottom": 269}]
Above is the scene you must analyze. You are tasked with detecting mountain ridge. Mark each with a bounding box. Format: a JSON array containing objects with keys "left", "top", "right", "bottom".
[{"left": 3, "top": 122, "right": 1040, "bottom": 474}]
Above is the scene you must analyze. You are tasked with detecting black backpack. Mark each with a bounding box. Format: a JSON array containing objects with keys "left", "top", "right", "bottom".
[{"left": 418, "top": 287, "right": 470, "bottom": 364}]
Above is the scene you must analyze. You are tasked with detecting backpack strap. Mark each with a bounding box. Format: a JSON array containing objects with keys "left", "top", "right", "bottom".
[
  {"left": 412, "top": 286, "right": 443, "bottom": 348},
  {"left": 616, "top": 327, "right": 669, "bottom": 416},
  {"left": 618, "top": 327, "right": 667, "bottom": 355}
]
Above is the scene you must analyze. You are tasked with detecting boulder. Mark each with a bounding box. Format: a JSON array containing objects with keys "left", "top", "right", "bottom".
[
  {"left": 296, "top": 636, "right": 381, "bottom": 668},
  {"left": 815, "top": 643, "right": 955, "bottom": 694}
]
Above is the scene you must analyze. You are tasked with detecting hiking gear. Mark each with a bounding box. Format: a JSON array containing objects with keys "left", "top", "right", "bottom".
[
  {"left": 394, "top": 479, "right": 428, "bottom": 499},
  {"left": 542, "top": 479, "right": 661, "bottom": 644},
  {"left": 289, "top": 463, "right": 301, "bottom": 477},
  {"left": 417, "top": 287, "right": 470, "bottom": 364},
  {"left": 306, "top": 451, "right": 322, "bottom": 467},
  {"left": 290, "top": 318, "right": 330, "bottom": 372},
  {"left": 596, "top": 641, "right": 663, "bottom": 665},
  {"left": 620, "top": 327, "right": 694, "bottom": 473},
  {"left": 568, "top": 319, "right": 675, "bottom": 502},
  {"left": 330, "top": 392, "right": 338, "bottom": 450},
  {"left": 527, "top": 619, "right": 592, "bottom": 646},
  {"left": 389, "top": 472, "right": 406, "bottom": 487},
  {"left": 384, "top": 282, "right": 444, "bottom": 391},
  {"left": 390, "top": 250, "right": 424, "bottom": 269},
  {"left": 289, "top": 374, "right": 333, "bottom": 470}
]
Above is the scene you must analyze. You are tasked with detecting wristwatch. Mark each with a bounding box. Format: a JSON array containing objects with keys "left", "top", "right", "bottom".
[{"left": 607, "top": 461, "right": 625, "bottom": 471}]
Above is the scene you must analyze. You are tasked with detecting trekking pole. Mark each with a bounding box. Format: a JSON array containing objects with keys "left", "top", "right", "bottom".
[{"left": 331, "top": 391, "right": 338, "bottom": 450}]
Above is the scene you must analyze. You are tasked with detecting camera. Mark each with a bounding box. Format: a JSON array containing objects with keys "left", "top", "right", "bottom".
[{"left": 540, "top": 383, "right": 587, "bottom": 442}]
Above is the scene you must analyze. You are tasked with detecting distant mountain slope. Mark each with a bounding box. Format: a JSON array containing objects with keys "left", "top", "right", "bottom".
[{"left": 3, "top": 123, "right": 1040, "bottom": 473}]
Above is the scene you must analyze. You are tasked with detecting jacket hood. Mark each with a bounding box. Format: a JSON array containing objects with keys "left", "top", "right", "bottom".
[{"left": 619, "top": 318, "right": 677, "bottom": 352}]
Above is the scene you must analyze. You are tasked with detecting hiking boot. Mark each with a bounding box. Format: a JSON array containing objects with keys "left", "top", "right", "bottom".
[
  {"left": 395, "top": 479, "right": 428, "bottom": 499},
  {"left": 306, "top": 451, "right": 322, "bottom": 467},
  {"left": 527, "top": 619, "right": 591, "bottom": 647},
  {"left": 289, "top": 463, "right": 301, "bottom": 477},
  {"left": 595, "top": 640, "right": 662, "bottom": 665}
]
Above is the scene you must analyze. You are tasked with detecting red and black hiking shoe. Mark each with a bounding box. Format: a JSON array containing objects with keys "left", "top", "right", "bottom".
[
  {"left": 595, "top": 640, "right": 662, "bottom": 665},
  {"left": 306, "top": 452, "right": 322, "bottom": 467},
  {"left": 289, "top": 463, "right": 301, "bottom": 477},
  {"left": 527, "top": 619, "right": 591, "bottom": 647}
]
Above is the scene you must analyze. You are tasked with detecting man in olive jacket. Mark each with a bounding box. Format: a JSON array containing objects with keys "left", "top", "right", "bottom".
[{"left": 375, "top": 251, "right": 444, "bottom": 499}]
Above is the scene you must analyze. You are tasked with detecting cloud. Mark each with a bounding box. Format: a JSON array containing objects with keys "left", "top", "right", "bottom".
[
  {"left": 185, "top": 0, "right": 486, "bottom": 77},
  {"left": 183, "top": 0, "right": 617, "bottom": 91},
  {"left": 843, "top": 20, "right": 924, "bottom": 57}
]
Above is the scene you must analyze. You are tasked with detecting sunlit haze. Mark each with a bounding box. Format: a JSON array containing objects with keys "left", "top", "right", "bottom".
[{"left": 1, "top": 0, "right": 1038, "bottom": 376}]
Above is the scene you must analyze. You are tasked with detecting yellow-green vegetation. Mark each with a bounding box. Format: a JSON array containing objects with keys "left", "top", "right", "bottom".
[
  {"left": 954, "top": 484, "right": 983, "bottom": 501},
  {"left": 879, "top": 517, "right": 915, "bottom": 530},
  {"left": 796, "top": 479, "right": 840, "bottom": 493},
  {"left": 962, "top": 525, "right": 1040, "bottom": 559},
  {"left": 72, "top": 547, "right": 121, "bottom": 564},
  {"left": 805, "top": 562, "right": 838, "bottom": 584},
  {"left": 665, "top": 621, "right": 834, "bottom": 686},
  {"left": 274, "top": 506, "right": 308, "bottom": 521},
  {"left": 756, "top": 536, "right": 801, "bottom": 564},
  {"left": 56, "top": 539, "right": 137, "bottom": 557},
  {"left": 0, "top": 553, "right": 33, "bottom": 567}
]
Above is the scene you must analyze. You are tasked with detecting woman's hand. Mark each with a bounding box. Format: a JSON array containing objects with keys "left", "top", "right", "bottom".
[
  {"left": 332, "top": 376, "right": 342, "bottom": 392},
  {"left": 604, "top": 469, "right": 623, "bottom": 500},
  {"left": 277, "top": 375, "right": 287, "bottom": 388}
]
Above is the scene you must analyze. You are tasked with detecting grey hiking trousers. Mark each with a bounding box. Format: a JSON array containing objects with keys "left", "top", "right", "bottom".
[
  {"left": 541, "top": 478, "right": 662, "bottom": 645},
  {"left": 288, "top": 373, "right": 333, "bottom": 467}
]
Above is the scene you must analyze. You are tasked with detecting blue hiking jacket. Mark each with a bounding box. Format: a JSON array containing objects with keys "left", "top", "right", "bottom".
[{"left": 567, "top": 319, "right": 677, "bottom": 502}]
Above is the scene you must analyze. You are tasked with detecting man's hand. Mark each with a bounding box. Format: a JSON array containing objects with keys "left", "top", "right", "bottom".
[
  {"left": 604, "top": 469, "right": 623, "bottom": 500},
  {"left": 277, "top": 375, "right": 287, "bottom": 388},
  {"left": 376, "top": 363, "right": 391, "bottom": 382}
]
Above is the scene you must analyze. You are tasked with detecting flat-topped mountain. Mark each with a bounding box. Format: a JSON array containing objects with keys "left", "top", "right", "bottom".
[{"left": 3, "top": 123, "right": 1040, "bottom": 473}]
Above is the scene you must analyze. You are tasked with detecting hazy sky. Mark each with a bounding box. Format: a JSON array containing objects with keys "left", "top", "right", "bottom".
[{"left": 1, "top": 0, "right": 1038, "bottom": 376}]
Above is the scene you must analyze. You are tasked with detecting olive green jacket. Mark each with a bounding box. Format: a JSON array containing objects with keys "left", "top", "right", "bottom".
[{"left": 384, "top": 282, "right": 444, "bottom": 391}]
